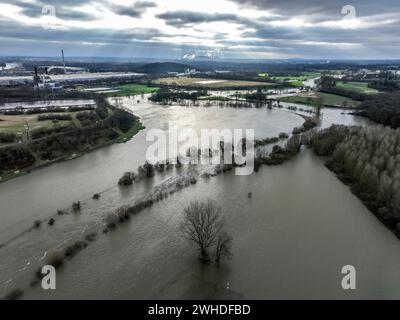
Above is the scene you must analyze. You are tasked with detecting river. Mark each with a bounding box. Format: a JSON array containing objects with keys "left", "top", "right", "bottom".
[{"left": 1, "top": 95, "right": 397, "bottom": 299}]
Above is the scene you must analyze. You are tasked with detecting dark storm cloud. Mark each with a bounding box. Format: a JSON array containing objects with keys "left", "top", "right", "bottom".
[
  {"left": 156, "top": 11, "right": 242, "bottom": 26},
  {"left": 110, "top": 1, "right": 157, "bottom": 18},
  {"left": 134, "top": 1, "right": 157, "bottom": 9},
  {"left": 0, "top": 20, "right": 167, "bottom": 43},
  {"left": 111, "top": 6, "right": 142, "bottom": 18}
]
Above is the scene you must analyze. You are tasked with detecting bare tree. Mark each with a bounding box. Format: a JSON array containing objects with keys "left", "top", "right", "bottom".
[
  {"left": 215, "top": 232, "right": 233, "bottom": 264},
  {"left": 180, "top": 200, "right": 223, "bottom": 261},
  {"left": 315, "top": 95, "right": 324, "bottom": 118}
]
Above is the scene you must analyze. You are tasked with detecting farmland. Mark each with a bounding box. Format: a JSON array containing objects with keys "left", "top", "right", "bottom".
[
  {"left": 107, "top": 84, "right": 159, "bottom": 97},
  {"left": 153, "top": 77, "right": 275, "bottom": 89},
  {"left": 0, "top": 113, "right": 74, "bottom": 135},
  {"left": 279, "top": 92, "right": 360, "bottom": 108},
  {"left": 335, "top": 81, "right": 378, "bottom": 94}
]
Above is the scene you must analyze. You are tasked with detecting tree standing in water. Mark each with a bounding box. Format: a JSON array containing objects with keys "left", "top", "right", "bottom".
[{"left": 180, "top": 200, "right": 232, "bottom": 263}]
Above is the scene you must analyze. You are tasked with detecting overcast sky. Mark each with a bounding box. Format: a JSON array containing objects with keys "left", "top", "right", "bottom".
[{"left": 0, "top": 0, "right": 399, "bottom": 59}]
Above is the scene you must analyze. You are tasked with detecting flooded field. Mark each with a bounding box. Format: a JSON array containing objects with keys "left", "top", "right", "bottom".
[{"left": 1, "top": 95, "right": 394, "bottom": 300}]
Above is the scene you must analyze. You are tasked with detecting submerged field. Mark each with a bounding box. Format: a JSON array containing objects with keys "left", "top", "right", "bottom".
[{"left": 2, "top": 95, "right": 396, "bottom": 300}]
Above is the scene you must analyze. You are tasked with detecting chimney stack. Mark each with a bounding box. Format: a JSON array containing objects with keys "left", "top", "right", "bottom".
[{"left": 61, "top": 49, "right": 66, "bottom": 74}]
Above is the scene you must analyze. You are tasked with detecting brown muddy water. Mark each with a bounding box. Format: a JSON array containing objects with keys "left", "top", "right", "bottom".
[{"left": 2, "top": 95, "right": 396, "bottom": 299}]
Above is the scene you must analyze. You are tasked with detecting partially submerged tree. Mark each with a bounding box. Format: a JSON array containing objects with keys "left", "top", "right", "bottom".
[
  {"left": 215, "top": 232, "right": 233, "bottom": 264},
  {"left": 180, "top": 200, "right": 232, "bottom": 263}
]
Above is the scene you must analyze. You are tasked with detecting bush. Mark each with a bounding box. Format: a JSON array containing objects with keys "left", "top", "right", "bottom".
[
  {"left": 37, "top": 114, "right": 72, "bottom": 121},
  {"left": 2, "top": 288, "right": 23, "bottom": 300},
  {"left": 85, "top": 232, "right": 97, "bottom": 242},
  {"left": 0, "top": 132, "right": 16, "bottom": 143},
  {"left": 72, "top": 201, "right": 81, "bottom": 212},
  {"left": 118, "top": 172, "right": 135, "bottom": 186},
  {"left": 33, "top": 220, "right": 41, "bottom": 228},
  {"left": 64, "top": 240, "right": 88, "bottom": 259},
  {"left": 46, "top": 250, "right": 64, "bottom": 268},
  {"left": 137, "top": 161, "right": 155, "bottom": 178},
  {"left": 0, "top": 145, "right": 35, "bottom": 174},
  {"left": 116, "top": 206, "right": 130, "bottom": 222},
  {"left": 105, "top": 213, "right": 118, "bottom": 230}
]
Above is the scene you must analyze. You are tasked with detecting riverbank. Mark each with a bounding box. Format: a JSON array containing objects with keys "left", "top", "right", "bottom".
[{"left": 0, "top": 98, "right": 145, "bottom": 183}]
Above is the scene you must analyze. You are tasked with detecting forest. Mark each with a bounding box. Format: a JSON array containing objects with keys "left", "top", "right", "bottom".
[
  {"left": 305, "top": 125, "right": 400, "bottom": 235},
  {"left": 356, "top": 93, "right": 400, "bottom": 128}
]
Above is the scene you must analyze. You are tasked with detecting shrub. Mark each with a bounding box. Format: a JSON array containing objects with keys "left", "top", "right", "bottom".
[
  {"left": 33, "top": 220, "right": 41, "bottom": 228},
  {"left": 37, "top": 114, "right": 72, "bottom": 121},
  {"left": 46, "top": 250, "right": 64, "bottom": 268},
  {"left": 2, "top": 288, "right": 23, "bottom": 300},
  {"left": 0, "top": 132, "right": 16, "bottom": 143},
  {"left": 105, "top": 213, "right": 118, "bottom": 230},
  {"left": 64, "top": 240, "right": 88, "bottom": 259},
  {"left": 72, "top": 201, "right": 81, "bottom": 212},
  {"left": 84, "top": 232, "right": 97, "bottom": 242},
  {"left": 48, "top": 218, "right": 55, "bottom": 226},
  {"left": 116, "top": 206, "right": 130, "bottom": 223},
  {"left": 118, "top": 172, "right": 135, "bottom": 186},
  {"left": 137, "top": 161, "right": 155, "bottom": 178}
]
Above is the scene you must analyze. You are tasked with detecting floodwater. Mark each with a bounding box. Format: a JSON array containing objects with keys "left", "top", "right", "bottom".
[
  {"left": 0, "top": 99, "right": 96, "bottom": 110},
  {"left": 1, "top": 95, "right": 396, "bottom": 299}
]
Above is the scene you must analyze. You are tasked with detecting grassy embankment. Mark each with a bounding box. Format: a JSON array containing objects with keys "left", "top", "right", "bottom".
[
  {"left": 279, "top": 80, "right": 379, "bottom": 108},
  {"left": 335, "top": 81, "right": 378, "bottom": 94}
]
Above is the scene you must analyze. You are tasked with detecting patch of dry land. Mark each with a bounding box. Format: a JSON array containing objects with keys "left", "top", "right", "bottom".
[
  {"left": 0, "top": 113, "right": 72, "bottom": 135},
  {"left": 154, "top": 77, "right": 274, "bottom": 88}
]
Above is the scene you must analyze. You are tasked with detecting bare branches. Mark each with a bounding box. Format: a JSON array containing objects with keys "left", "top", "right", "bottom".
[
  {"left": 180, "top": 199, "right": 232, "bottom": 263},
  {"left": 215, "top": 232, "right": 233, "bottom": 264}
]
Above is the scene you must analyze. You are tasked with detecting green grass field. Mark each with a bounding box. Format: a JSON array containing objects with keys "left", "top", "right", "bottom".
[
  {"left": 108, "top": 84, "right": 159, "bottom": 97},
  {"left": 259, "top": 72, "right": 320, "bottom": 81},
  {"left": 0, "top": 114, "right": 72, "bottom": 135},
  {"left": 336, "top": 81, "right": 378, "bottom": 94},
  {"left": 279, "top": 92, "right": 359, "bottom": 108}
]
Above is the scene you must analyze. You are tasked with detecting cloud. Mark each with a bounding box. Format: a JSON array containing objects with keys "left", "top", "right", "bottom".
[
  {"left": 0, "top": 0, "right": 399, "bottom": 59},
  {"left": 110, "top": 1, "right": 157, "bottom": 18},
  {"left": 156, "top": 11, "right": 241, "bottom": 26}
]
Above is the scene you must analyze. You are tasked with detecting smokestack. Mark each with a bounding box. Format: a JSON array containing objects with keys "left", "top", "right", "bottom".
[
  {"left": 34, "top": 67, "right": 38, "bottom": 77},
  {"left": 61, "top": 49, "right": 66, "bottom": 74}
]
